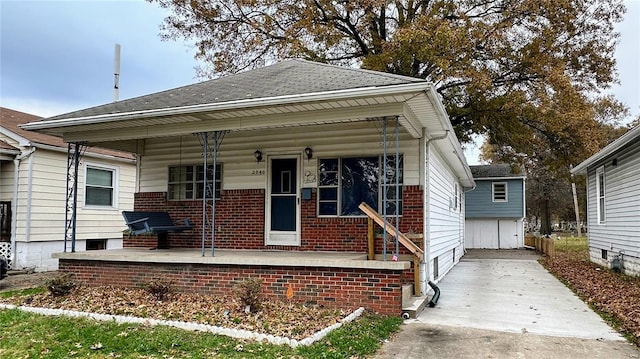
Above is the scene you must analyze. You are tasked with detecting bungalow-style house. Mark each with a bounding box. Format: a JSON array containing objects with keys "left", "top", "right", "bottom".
[
  {"left": 465, "top": 164, "right": 526, "bottom": 249},
  {"left": 0, "top": 107, "right": 136, "bottom": 271},
  {"left": 22, "top": 60, "right": 474, "bottom": 315},
  {"left": 571, "top": 125, "right": 640, "bottom": 276}
]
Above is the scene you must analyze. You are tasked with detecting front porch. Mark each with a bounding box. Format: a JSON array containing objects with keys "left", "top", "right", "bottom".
[{"left": 53, "top": 248, "right": 413, "bottom": 315}]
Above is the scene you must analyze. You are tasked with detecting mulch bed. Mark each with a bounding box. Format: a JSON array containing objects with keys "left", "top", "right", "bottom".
[
  {"left": 0, "top": 285, "right": 352, "bottom": 340},
  {"left": 541, "top": 252, "right": 640, "bottom": 346}
]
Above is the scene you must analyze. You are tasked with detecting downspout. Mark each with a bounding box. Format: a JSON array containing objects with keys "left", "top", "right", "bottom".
[
  {"left": 11, "top": 147, "right": 36, "bottom": 268},
  {"left": 422, "top": 131, "right": 449, "bottom": 295}
]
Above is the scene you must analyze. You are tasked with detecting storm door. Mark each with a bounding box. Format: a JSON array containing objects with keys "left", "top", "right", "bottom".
[{"left": 266, "top": 156, "right": 300, "bottom": 245}]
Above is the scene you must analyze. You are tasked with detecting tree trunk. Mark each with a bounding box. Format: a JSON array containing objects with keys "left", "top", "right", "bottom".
[{"left": 540, "top": 199, "right": 552, "bottom": 235}]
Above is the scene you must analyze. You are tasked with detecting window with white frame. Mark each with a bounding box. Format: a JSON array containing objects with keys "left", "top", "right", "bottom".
[
  {"left": 453, "top": 183, "right": 460, "bottom": 211},
  {"left": 85, "top": 165, "right": 117, "bottom": 207},
  {"left": 317, "top": 155, "right": 403, "bottom": 216},
  {"left": 596, "top": 166, "right": 605, "bottom": 223},
  {"left": 168, "top": 164, "right": 222, "bottom": 200},
  {"left": 492, "top": 182, "right": 508, "bottom": 202}
]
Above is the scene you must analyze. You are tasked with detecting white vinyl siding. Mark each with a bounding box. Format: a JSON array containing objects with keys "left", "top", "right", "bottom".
[
  {"left": 139, "top": 122, "right": 419, "bottom": 192},
  {"left": 0, "top": 161, "right": 14, "bottom": 201},
  {"left": 586, "top": 139, "right": 640, "bottom": 260},
  {"left": 427, "top": 143, "right": 464, "bottom": 281},
  {"left": 11, "top": 149, "right": 135, "bottom": 243}
]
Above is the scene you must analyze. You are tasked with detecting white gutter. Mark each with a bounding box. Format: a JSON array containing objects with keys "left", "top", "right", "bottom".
[
  {"left": 31, "top": 142, "right": 135, "bottom": 163},
  {"left": 425, "top": 87, "right": 475, "bottom": 188},
  {"left": 21, "top": 82, "right": 431, "bottom": 131},
  {"left": 11, "top": 147, "right": 36, "bottom": 268},
  {"left": 422, "top": 130, "right": 449, "bottom": 294}
]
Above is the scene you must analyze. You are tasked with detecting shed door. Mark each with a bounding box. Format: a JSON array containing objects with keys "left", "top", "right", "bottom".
[
  {"left": 498, "top": 220, "right": 520, "bottom": 249},
  {"left": 266, "top": 157, "right": 300, "bottom": 246}
]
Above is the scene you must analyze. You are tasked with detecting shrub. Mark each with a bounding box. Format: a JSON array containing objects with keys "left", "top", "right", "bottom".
[
  {"left": 233, "top": 278, "right": 263, "bottom": 312},
  {"left": 145, "top": 279, "right": 172, "bottom": 301},
  {"left": 46, "top": 274, "right": 76, "bottom": 297}
]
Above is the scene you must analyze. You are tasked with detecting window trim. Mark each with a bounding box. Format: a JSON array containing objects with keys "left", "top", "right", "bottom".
[
  {"left": 596, "top": 166, "right": 606, "bottom": 224},
  {"left": 83, "top": 163, "right": 119, "bottom": 209},
  {"left": 453, "top": 183, "right": 460, "bottom": 211},
  {"left": 317, "top": 155, "right": 403, "bottom": 217},
  {"left": 492, "top": 182, "right": 508, "bottom": 202},
  {"left": 167, "top": 163, "right": 223, "bottom": 201}
]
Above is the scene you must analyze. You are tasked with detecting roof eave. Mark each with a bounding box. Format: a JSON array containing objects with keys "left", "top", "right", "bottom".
[
  {"left": 425, "top": 86, "right": 475, "bottom": 188},
  {"left": 21, "top": 82, "right": 431, "bottom": 132},
  {"left": 571, "top": 125, "right": 640, "bottom": 174}
]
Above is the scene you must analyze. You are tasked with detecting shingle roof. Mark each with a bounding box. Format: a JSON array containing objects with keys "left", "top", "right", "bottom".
[
  {"left": 470, "top": 164, "right": 524, "bottom": 178},
  {"left": 45, "top": 59, "right": 425, "bottom": 121},
  {"left": 1, "top": 107, "right": 133, "bottom": 159}
]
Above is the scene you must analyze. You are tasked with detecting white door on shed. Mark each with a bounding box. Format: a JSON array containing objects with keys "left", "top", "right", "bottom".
[
  {"left": 498, "top": 220, "right": 520, "bottom": 248},
  {"left": 465, "top": 220, "right": 499, "bottom": 249}
]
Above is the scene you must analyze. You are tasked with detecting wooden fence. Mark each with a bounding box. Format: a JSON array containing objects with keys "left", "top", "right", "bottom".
[{"left": 526, "top": 235, "right": 555, "bottom": 257}]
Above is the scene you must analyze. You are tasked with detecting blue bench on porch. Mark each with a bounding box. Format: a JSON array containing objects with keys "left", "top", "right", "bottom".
[{"left": 122, "top": 211, "right": 192, "bottom": 249}]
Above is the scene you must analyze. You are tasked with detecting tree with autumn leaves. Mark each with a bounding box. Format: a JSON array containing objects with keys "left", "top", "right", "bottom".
[{"left": 151, "top": 0, "right": 630, "bottom": 234}]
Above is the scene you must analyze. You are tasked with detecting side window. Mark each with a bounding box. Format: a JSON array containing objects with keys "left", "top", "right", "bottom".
[
  {"left": 492, "top": 182, "right": 508, "bottom": 202},
  {"left": 168, "top": 164, "right": 222, "bottom": 200},
  {"left": 85, "top": 165, "right": 117, "bottom": 207},
  {"left": 596, "top": 166, "right": 605, "bottom": 223}
]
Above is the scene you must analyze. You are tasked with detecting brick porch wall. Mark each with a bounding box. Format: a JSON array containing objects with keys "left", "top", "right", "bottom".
[
  {"left": 130, "top": 185, "right": 423, "bottom": 254},
  {"left": 59, "top": 259, "right": 404, "bottom": 315}
]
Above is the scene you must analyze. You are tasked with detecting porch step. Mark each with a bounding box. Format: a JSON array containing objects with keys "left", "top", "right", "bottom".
[{"left": 401, "top": 284, "right": 429, "bottom": 319}]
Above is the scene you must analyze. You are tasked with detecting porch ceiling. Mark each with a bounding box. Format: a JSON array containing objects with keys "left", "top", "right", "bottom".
[{"left": 22, "top": 84, "right": 437, "bottom": 151}]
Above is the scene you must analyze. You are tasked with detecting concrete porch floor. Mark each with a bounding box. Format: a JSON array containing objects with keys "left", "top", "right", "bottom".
[{"left": 52, "top": 248, "right": 411, "bottom": 270}]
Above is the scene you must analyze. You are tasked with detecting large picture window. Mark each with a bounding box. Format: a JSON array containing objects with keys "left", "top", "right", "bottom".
[
  {"left": 85, "top": 165, "right": 117, "bottom": 207},
  {"left": 168, "top": 164, "right": 222, "bottom": 200},
  {"left": 318, "top": 155, "right": 403, "bottom": 216},
  {"left": 596, "top": 166, "right": 605, "bottom": 223}
]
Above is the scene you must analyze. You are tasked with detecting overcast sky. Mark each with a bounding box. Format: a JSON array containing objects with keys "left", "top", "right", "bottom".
[{"left": 1, "top": 0, "right": 639, "bottom": 163}]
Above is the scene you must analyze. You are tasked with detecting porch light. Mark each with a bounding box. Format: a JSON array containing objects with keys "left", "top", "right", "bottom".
[
  {"left": 254, "top": 149, "right": 263, "bottom": 163},
  {"left": 304, "top": 146, "right": 313, "bottom": 160}
]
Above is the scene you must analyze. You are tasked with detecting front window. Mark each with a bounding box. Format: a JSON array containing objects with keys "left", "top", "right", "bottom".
[
  {"left": 492, "top": 182, "right": 508, "bottom": 202},
  {"left": 168, "top": 164, "right": 222, "bottom": 200},
  {"left": 85, "top": 165, "right": 117, "bottom": 207},
  {"left": 318, "top": 155, "right": 403, "bottom": 216},
  {"left": 596, "top": 166, "right": 605, "bottom": 223}
]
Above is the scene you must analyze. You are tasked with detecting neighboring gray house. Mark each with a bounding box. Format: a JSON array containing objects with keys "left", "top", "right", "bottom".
[
  {"left": 465, "top": 164, "right": 526, "bottom": 249},
  {"left": 572, "top": 125, "right": 640, "bottom": 276}
]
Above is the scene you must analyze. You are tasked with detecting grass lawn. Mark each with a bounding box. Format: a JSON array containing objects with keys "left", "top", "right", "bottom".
[
  {"left": 0, "top": 306, "right": 401, "bottom": 358},
  {"left": 541, "top": 235, "right": 640, "bottom": 346}
]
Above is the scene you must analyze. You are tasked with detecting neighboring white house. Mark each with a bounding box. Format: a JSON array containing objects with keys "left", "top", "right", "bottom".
[
  {"left": 23, "top": 60, "right": 475, "bottom": 296},
  {"left": 0, "top": 107, "right": 136, "bottom": 271},
  {"left": 465, "top": 164, "right": 526, "bottom": 249},
  {"left": 571, "top": 124, "right": 640, "bottom": 276}
]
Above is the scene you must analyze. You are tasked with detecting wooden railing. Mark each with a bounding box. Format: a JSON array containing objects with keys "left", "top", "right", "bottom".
[{"left": 359, "top": 202, "right": 423, "bottom": 295}]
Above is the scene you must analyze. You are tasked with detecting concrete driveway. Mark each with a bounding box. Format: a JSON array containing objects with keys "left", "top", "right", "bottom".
[{"left": 375, "top": 250, "right": 639, "bottom": 358}]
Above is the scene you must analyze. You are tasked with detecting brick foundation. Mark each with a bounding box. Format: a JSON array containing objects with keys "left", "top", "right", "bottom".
[{"left": 59, "top": 259, "right": 404, "bottom": 315}]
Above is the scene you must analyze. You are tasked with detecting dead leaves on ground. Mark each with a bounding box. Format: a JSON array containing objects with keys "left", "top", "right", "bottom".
[
  {"left": 542, "top": 253, "right": 640, "bottom": 346},
  {"left": 0, "top": 286, "right": 349, "bottom": 340}
]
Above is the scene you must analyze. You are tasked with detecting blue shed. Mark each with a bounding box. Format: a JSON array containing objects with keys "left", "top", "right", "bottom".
[{"left": 465, "top": 164, "right": 526, "bottom": 248}]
